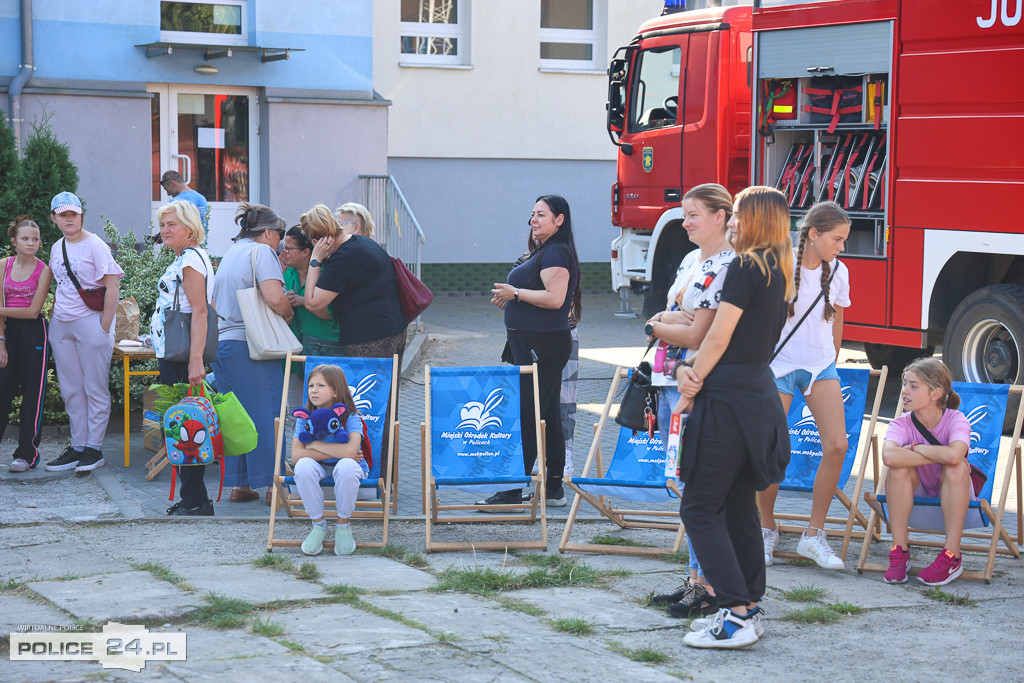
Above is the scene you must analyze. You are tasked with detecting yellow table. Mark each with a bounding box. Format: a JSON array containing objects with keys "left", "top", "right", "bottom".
[{"left": 112, "top": 345, "right": 159, "bottom": 467}]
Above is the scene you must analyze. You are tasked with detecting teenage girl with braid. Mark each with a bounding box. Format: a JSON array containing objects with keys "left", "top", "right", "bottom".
[{"left": 759, "top": 201, "right": 852, "bottom": 570}]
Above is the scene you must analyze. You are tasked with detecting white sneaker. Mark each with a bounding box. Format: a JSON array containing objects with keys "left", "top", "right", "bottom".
[
  {"left": 796, "top": 529, "right": 845, "bottom": 570},
  {"left": 690, "top": 608, "right": 764, "bottom": 638},
  {"left": 683, "top": 608, "right": 759, "bottom": 649},
  {"left": 762, "top": 528, "right": 778, "bottom": 566}
]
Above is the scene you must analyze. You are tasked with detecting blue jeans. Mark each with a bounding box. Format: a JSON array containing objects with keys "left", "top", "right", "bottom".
[
  {"left": 212, "top": 340, "right": 284, "bottom": 489},
  {"left": 659, "top": 384, "right": 702, "bottom": 578}
]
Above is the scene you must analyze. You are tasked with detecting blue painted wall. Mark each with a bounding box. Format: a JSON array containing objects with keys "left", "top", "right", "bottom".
[{"left": 0, "top": 0, "right": 373, "bottom": 92}]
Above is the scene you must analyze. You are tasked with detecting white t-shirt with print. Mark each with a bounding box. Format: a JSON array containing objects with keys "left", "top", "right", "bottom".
[
  {"left": 151, "top": 247, "right": 215, "bottom": 359},
  {"left": 771, "top": 255, "right": 851, "bottom": 385},
  {"left": 49, "top": 232, "right": 125, "bottom": 322},
  {"left": 652, "top": 248, "right": 733, "bottom": 387}
]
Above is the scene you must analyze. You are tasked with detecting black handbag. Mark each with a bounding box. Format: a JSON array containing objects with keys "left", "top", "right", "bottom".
[
  {"left": 616, "top": 341, "right": 658, "bottom": 433},
  {"left": 163, "top": 248, "right": 218, "bottom": 364}
]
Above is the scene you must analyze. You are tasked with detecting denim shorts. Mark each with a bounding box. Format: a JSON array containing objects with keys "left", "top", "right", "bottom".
[{"left": 774, "top": 362, "right": 840, "bottom": 396}]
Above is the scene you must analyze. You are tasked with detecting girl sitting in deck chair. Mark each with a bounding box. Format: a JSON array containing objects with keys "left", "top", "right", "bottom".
[
  {"left": 882, "top": 358, "right": 972, "bottom": 586},
  {"left": 292, "top": 365, "right": 365, "bottom": 556}
]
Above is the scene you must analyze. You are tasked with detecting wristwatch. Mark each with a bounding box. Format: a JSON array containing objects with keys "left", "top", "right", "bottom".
[
  {"left": 513, "top": 288, "right": 520, "bottom": 302},
  {"left": 309, "top": 259, "right": 320, "bottom": 268}
]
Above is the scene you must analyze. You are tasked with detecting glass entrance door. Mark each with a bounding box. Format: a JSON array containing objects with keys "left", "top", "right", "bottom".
[{"left": 150, "top": 84, "right": 258, "bottom": 256}]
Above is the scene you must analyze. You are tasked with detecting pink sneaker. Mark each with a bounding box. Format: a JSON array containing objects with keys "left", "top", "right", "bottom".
[
  {"left": 917, "top": 548, "right": 963, "bottom": 586},
  {"left": 884, "top": 544, "right": 910, "bottom": 584}
]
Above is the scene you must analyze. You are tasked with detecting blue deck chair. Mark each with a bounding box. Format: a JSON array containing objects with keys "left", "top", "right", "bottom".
[
  {"left": 267, "top": 353, "right": 399, "bottom": 551},
  {"left": 769, "top": 367, "right": 888, "bottom": 563},
  {"left": 858, "top": 382, "right": 1024, "bottom": 583},
  {"left": 423, "top": 365, "right": 547, "bottom": 552},
  {"left": 559, "top": 367, "right": 687, "bottom": 557}
]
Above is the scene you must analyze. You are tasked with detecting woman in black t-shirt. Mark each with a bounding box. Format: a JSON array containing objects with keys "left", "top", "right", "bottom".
[
  {"left": 485, "top": 195, "right": 582, "bottom": 509},
  {"left": 671, "top": 186, "right": 794, "bottom": 649}
]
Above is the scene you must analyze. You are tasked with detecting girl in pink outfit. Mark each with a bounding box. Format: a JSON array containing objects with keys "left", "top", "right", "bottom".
[
  {"left": 881, "top": 358, "right": 972, "bottom": 586},
  {"left": 45, "top": 192, "right": 123, "bottom": 474},
  {"left": 0, "top": 217, "right": 53, "bottom": 471}
]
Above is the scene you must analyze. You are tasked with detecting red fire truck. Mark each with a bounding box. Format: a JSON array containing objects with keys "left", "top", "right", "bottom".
[{"left": 608, "top": 0, "right": 1024, "bottom": 385}]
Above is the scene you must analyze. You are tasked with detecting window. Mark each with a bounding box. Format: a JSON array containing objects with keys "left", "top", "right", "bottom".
[
  {"left": 628, "top": 46, "right": 681, "bottom": 132},
  {"left": 160, "top": 1, "right": 246, "bottom": 46},
  {"left": 400, "top": 0, "right": 467, "bottom": 66},
  {"left": 540, "top": 0, "right": 604, "bottom": 71}
]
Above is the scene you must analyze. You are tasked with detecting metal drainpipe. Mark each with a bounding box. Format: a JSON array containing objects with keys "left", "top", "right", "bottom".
[{"left": 8, "top": 0, "right": 34, "bottom": 151}]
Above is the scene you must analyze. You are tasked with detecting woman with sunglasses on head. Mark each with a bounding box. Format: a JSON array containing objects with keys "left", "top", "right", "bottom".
[
  {"left": 211, "top": 203, "right": 293, "bottom": 503},
  {"left": 281, "top": 225, "right": 339, "bottom": 404}
]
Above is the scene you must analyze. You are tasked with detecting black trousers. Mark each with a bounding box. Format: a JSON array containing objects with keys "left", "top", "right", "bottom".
[
  {"left": 507, "top": 328, "right": 571, "bottom": 491},
  {"left": 159, "top": 359, "right": 209, "bottom": 508},
  {"left": 680, "top": 397, "right": 765, "bottom": 609},
  {"left": 0, "top": 317, "right": 48, "bottom": 463}
]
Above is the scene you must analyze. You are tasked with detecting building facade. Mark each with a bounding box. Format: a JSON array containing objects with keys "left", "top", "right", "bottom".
[
  {"left": 1, "top": 0, "right": 387, "bottom": 256},
  {"left": 374, "top": 0, "right": 665, "bottom": 292}
]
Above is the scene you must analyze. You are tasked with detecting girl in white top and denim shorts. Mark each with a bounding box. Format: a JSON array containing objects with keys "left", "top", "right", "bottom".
[{"left": 760, "top": 201, "right": 852, "bottom": 570}]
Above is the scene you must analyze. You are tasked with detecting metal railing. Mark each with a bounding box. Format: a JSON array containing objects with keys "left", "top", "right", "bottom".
[{"left": 359, "top": 174, "right": 428, "bottom": 328}]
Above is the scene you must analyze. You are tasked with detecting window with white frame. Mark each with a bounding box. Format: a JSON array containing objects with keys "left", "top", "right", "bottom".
[
  {"left": 400, "top": 0, "right": 467, "bottom": 66},
  {"left": 540, "top": 0, "right": 604, "bottom": 71},
  {"left": 160, "top": 0, "right": 247, "bottom": 46}
]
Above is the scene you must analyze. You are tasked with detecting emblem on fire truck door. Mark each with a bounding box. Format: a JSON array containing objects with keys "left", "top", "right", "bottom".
[{"left": 642, "top": 147, "right": 654, "bottom": 173}]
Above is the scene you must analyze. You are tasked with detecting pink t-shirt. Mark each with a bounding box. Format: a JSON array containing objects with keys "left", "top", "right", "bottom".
[
  {"left": 884, "top": 408, "right": 972, "bottom": 497},
  {"left": 3, "top": 257, "right": 46, "bottom": 308},
  {"left": 49, "top": 232, "right": 124, "bottom": 321}
]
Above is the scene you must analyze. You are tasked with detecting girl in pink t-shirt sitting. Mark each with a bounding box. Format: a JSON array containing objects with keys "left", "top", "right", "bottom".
[{"left": 881, "top": 358, "right": 972, "bottom": 586}]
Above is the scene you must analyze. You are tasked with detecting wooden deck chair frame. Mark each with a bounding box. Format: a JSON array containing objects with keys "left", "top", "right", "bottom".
[
  {"left": 857, "top": 384, "right": 1024, "bottom": 583},
  {"left": 769, "top": 366, "right": 889, "bottom": 564},
  {"left": 267, "top": 353, "right": 400, "bottom": 551},
  {"left": 559, "top": 367, "right": 687, "bottom": 557},
  {"left": 423, "top": 364, "right": 547, "bottom": 552}
]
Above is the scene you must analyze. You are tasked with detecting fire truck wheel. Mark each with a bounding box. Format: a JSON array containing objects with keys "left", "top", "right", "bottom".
[
  {"left": 945, "top": 284, "right": 1024, "bottom": 433},
  {"left": 863, "top": 343, "right": 933, "bottom": 374},
  {"left": 945, "top": 284, "right": 1024, "bottom": 385}
]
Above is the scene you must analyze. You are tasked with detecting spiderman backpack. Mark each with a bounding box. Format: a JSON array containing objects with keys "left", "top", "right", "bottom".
[{"left": 163, "top": 386, "right": 226, "bottom": 501}]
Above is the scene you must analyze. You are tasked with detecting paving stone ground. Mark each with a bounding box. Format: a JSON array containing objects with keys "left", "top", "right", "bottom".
[{"left": 2, "top": 294, "right": 1023, "bottom": 681}]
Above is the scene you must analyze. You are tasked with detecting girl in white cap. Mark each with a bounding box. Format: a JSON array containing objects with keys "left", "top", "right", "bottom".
[{"left": 45, "top": 192, "right": 124, "bottom": 473}]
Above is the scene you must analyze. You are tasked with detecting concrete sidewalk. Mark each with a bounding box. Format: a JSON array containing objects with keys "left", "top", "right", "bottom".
[{"left": 2, "top": 293, "right": 1023, "bottom": 681}]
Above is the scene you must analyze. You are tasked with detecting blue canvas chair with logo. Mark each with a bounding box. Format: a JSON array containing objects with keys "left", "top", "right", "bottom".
[
  {"left": 559, "top": 367, "right": 687, "bottom": 557},
  {"left": 857, "top": 382, "right": 1024, "bottom": 583},
  {"left": 422, "top": 365, "right": 547, "bottom": 552},
  {"left": 267, "top": 353, "right": 399, "bottom": 552},
  {"left": 768, "top": 367, "right": 888, "bottom": 563}
]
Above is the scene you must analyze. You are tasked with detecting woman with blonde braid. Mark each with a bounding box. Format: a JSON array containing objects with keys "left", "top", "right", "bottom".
[{"left": 759, "top": 202, "right": 851, "bottom": 569}]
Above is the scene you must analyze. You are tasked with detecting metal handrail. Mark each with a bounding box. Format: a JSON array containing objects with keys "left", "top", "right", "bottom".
[{"left": 358, "top": 174, "right": 428, "bottom": 329}]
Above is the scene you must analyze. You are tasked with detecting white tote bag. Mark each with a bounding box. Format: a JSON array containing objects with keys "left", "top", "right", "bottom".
[{"left": 235, "top": 246, "right": 302, "bottom": 360}]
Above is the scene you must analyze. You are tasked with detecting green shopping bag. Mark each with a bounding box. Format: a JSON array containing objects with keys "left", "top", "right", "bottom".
[{"left": 211, "top": 388, "right": 258, "bottom": 457}]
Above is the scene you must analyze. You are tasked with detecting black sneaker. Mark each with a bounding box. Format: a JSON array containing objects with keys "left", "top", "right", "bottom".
[
  {"left": 666, "top": 581, "right": 719, "bottom": 618},
  {"left": 74, "top": 447, "right": 105, "bottom": 473},
  {"left": 652, "top": 578, "right": 693, "bottom": 606},
  {"left": 167, "top": 501, "right": 215, "bottom": 516},
  {"left": 475, "top": 489, "right": 523, "bottom": 511},
  {"left": 45, "top": 446, "right": 83, "bottom": 472},
  {"left": 545, "top": 486, "right": 567, "bottom": 507}
]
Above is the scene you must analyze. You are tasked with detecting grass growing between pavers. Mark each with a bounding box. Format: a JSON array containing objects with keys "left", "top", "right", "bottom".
[
  {"left": 591, "top": 534, "right": 657, "bottom": 548},
  {"left": 781, "top": 584, "right": 829, "bottom": 602},
  {"left": 781, "top": 601, "right": 864, "bottom": 625},
  {"left": 433, "top": 556, "right": 630, "bottom": 596},
  {"left": 131, "top": 561, "right": 195, "bottom": 591},
  {"left": 1, "top": 578, "right": 26, "bottom": 591},
  {"left": 254, "top": 553, "right": 294, "bottom": 572},
  {"left": 662, "top": 549, "right": 690, "bottom": 565},
  {"left": 252, "top": 616, "right": 285, "bottom": 637},
  {"left": 549, "top": 616, "right": 595, "bottom": 636},
  {"left": 787, "top": 558, "right": 816, "bottom": 567},
  {"left": 494, "top": 596, "right": 546, "bottom": 617},
  {"left": 190, "top": 593, "right": 253, "bottom": 629},
  {"left": 358, "top": 543, "right": 429, "bottom": 569},
  {"left": 607, "top": 640, "right": 670, "bottom": 664},
  {"left": 296, "top": 562, "right": 321, "bottom": 581},
  {"left": 325, "top": 582, "right": 460, "bottom": 643},
  {"left": 923, "top": 586, "right": 977, "bottom": 607}
]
